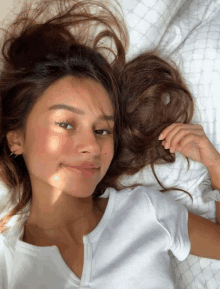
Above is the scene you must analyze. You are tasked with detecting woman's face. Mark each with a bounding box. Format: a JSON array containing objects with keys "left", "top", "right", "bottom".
[{"left": 18, "top": 76, "right": 115, "bottom": 198}]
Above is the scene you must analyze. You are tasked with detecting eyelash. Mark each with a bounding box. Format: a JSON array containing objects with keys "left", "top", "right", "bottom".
[{"left": 55, "top": 121, "right": 113, "bottom": 136}]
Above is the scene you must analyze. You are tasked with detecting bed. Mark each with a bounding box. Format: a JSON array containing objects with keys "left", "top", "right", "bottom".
[{"left": 0, "top": 0, "right": 220, "bottom": 288}]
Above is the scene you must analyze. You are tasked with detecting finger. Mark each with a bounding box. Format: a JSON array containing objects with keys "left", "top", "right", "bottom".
[
  {"left": 159, "top": 123, "right": 202, "bottom": 141},
  {"left": 177, "top": 133, "right": 202, "bottom": 151},
  {"left": 158, "top": 123, "right": 180, "bottom": 140},
  {"left": 161, "top": 124, "right": 184, "bottom": 150},
  {"left": 162, "top": 124, "right": 202, "bottom": 150},
  {"left": 169, "top": 128, "right": 204, "bottom": 153}
]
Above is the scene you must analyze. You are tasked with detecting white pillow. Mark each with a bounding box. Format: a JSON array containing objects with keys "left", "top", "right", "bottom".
[
  {"left": 118, "top": 0, "right": 187, "bottom": 60},
  {"left": 156, "top": 0, "right": 220, "bottom": 203},
  {"left": 118, "top": 0, "right": 216, "bottom": 216}
]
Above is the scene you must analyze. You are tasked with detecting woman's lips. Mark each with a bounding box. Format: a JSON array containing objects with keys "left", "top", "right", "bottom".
[{"left": 63, "top": 165, "right": 99, "bottom": 178}]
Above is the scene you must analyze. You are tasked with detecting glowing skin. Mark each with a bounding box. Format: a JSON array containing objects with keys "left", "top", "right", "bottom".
[{"left": 7, "top": 76, "right": 114, "bottom": 240}]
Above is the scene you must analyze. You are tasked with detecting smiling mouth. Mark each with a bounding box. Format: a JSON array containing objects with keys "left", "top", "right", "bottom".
[{"left": 63, "top": 165, "right": 99, "bottom": 178}]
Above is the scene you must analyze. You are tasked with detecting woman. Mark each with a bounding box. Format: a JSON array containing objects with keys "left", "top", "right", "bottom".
[{"left": 0, "top": 0, "right": 220, "bottom": 288}]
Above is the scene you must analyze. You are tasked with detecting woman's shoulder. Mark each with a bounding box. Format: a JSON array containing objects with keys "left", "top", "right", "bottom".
[
  {"left": 109, "top": 185, "right": 166, "bottom": 200},
  {"left": 106, "top": 185, "right": 170, "bottom": 209},
  {"left": 112, "top": 185, "right": 186, "bottom": 215}
]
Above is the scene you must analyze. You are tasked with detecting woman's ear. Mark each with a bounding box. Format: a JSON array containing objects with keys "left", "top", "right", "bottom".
[{"left": 6, "top": 130, "right": 24, "bottom": 155}]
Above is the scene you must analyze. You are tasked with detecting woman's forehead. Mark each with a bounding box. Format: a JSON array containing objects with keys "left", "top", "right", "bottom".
[{"left": 34, "top": 76, "right": 115, "bottom": 117}]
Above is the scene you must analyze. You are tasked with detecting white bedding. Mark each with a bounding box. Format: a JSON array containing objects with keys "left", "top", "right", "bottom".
[{"left": 0, "top": 0, "right": 220, "bottom": 288}]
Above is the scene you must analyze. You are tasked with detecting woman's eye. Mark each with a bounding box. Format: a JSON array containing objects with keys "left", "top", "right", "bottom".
[
  {"left": 55, "top": 122, "right": 113, "bottom": 136},
  {"left": 95, "top": 130, "right": 113, "bottom": 136},
  {"left": 55, "top": 122, "right": 73, "bottom": 130}
]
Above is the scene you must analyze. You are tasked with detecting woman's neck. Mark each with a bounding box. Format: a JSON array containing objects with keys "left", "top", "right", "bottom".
[{"left": 23, "top": 197, "right": 108, "bottom": 246}]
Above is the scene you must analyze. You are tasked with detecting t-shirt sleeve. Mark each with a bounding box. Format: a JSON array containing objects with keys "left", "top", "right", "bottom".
[{"left": 143, "top": 186, "right": 191, "bottom": 261}]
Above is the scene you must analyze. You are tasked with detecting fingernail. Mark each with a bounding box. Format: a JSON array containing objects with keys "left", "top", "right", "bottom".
[{"left": 158, "top": 134, "right": 163, "bottom": 140}]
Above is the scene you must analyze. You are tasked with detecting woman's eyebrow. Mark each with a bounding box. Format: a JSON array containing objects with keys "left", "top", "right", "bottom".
[{"left": 48, "top": 104, "right": 114, "bottom": 122}]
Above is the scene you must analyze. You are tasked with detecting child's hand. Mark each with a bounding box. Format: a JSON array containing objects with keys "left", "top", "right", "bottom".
[{"left": 158, "top": 123, "right": 220, "bottom": 169}]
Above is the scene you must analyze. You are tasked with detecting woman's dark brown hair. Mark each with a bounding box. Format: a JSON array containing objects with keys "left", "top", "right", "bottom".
[
  {"left": 0, "top": 0, "right": 194, "bottom": 234},
  {"left": 97, "top": 50, "right": 194, "bottom": 201},
  {"left": 99, "top": 50, "right": 194, "bottom": 200}
]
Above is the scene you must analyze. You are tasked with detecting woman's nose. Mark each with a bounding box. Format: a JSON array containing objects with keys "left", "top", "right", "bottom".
[{"left": 76, "top": 131, "right": 101, "bottom": 155}]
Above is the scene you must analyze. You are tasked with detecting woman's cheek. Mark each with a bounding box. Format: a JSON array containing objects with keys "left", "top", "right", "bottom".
[
  {"left": 47, "top": 136, "right": 66, "bottom": 154},
  {"left": 102, "top": 140, "right": 114, "bottom": 164}
]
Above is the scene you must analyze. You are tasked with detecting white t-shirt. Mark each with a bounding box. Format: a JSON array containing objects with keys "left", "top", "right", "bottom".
[{"left": 0, "top": 186, "right": 190, "bottom": 289}]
